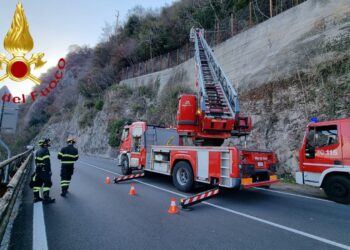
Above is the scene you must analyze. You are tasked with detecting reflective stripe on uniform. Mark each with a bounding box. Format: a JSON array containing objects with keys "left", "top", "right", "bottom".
[
  {"left": 42, "top": 187, "right": 50, "bottom": 192},
  {"left": 61, "top": 180, "right": 70, "bottom": 187},
  {"left": 35, "top": 155, "right": 50, "bottom": 161},
  {"left": 33, "top": 187, "right": 41, "bottom": 192},
  {"left": 61, "top": 161, "right": 75, "bottom": 164},
  {"left": 58, "top": 152, "right": 79, "bottom": 158}
]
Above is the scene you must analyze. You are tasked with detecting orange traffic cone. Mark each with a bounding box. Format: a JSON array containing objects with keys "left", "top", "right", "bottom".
[
  {"left": 129, "top": 184, "right": 137, "bottom": 196},
  {"left": 168, "top": 197, "right": 179, "bottom": 214},
  {"left": 105, "top": 176, "right": 111, "bottom": 184}
]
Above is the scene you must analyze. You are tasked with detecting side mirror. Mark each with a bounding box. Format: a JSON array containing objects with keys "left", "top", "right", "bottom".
[{"left": 305, "top": 146, "right": 315, "bottom": 159}]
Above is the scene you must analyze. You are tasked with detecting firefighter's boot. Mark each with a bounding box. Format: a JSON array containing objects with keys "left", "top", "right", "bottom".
[
  {"left": 61, "top": 189, "right": 67, "bottom": 197},
  {"left": 33, "top": 191, "right": 43, "bottom": 203},
  {"left": 43, "top": 191, "right": 55, "bottom": 204}
]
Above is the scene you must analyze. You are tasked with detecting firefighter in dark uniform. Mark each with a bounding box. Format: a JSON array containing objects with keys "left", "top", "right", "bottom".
[
  {"left": 58, "top": 136, "right": 79, "bottom": 197},
  {"left": 32, "top": 138, "right": 55, "bottom": 203}
]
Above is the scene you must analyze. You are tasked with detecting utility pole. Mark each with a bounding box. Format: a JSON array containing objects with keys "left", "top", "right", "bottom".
[
  {"left": 148, "top": 33, "right": 153, "bottom": 60},
  {"left": 230, "top": 13, "right": 234, "bottom": 36},
  {"left": 249, "top": 1, "right": 253, "bottom": 27},
  {"left": 270, "top": 0, "right": 273, "bottom": 18},
  {"left": 115, "top": 10, "right": 119, "bottom": 34}
]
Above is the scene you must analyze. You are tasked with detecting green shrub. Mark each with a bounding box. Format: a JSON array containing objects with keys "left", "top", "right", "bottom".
[
  {"left": 108, "top": 118, "right": 127, "bottom": 147},
  {"left": 95, "top": 100, "right": 104, "bottom": 111}
]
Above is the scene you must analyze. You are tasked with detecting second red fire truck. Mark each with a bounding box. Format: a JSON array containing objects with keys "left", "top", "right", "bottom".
[{"left": 297, "top": 118, "right": 350, "bottom": 204}]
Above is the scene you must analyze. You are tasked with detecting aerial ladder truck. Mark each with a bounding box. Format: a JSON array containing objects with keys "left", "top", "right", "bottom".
[{"left": 117, "top": 28, "right": 278, "bottom": 192}]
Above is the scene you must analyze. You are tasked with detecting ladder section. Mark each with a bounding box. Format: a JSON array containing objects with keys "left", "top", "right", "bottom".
[
  {"left": 196, "top": 32, "right": 232, "bottom": 118},
  {"left": 220, "top": 151, "right": 231, "bottom": 187}
]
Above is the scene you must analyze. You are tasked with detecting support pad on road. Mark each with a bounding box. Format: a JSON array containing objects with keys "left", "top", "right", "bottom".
[
  {"left": 114, "top": 173, "right": 145, "bottom": 183},
  {"left": 180, "top": 188, "right": 219, "bottom": 209}
]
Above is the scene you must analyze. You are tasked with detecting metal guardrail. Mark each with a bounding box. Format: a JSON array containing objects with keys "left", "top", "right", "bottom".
[
  {"left": 0, "top": 150, "right": 31, "bottom": 185},
  {"left": 0, "top": 150, "right": 33, "bottom": 242}
]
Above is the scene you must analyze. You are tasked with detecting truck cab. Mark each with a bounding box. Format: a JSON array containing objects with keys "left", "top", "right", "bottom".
[
  {"left": 118, "top": 122, "right": 179, "bottom": 175},
  {"left": 296, "top": 118, "right": 350, "bottom": 204},
  {"left": 118, "top": 121, "right": 147, "bottom": 175}
]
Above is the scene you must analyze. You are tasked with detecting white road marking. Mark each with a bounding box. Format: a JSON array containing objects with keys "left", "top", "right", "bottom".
[
  {"left": 80, "top": 161, "right": 350, "bottom": 250},
  {"left": 253, "top": 187, "right": 332, "bottom": 203},
  {"left": 33, "top": 202, "right": 48, "bottom": 250}
]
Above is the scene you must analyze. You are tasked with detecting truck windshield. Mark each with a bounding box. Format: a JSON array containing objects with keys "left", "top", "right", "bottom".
[
  {"left": 315, "top": 125, "right": 338, "bottom": 148},
  {"left": 121, "top": 128, "right": 129, "bottom": 141}
]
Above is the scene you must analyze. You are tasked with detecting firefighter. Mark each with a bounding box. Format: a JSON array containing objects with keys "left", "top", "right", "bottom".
[
  {"left": 32, "top": 138, "right": 55, "bottom": 204},
  {"left": 58, "top": 136, "right": 79, "bottom": 197}
]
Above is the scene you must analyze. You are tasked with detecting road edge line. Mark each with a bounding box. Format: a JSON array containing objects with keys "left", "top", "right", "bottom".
[
  {"left": 33, "top": 202, "right": 48, "bottom": 250},
  {"left": 253, "top": 187, "right": 331, "bottom": 203}
]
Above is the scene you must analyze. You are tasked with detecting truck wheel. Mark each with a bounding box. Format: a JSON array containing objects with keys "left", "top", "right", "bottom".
[
  {"left": 172, "top": 161, "right": 194, "bottom": 192},
  {"left": 121, "top": 155, "right": 131, "bottom": 175},
  {"left": 324, "top": 175, "right": 350, "bottom": 204}
]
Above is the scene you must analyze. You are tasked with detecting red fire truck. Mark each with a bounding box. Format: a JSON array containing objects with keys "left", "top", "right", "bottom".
[
  {"left": 116, "top": 28, "right": 278, "bottom": 192},
  {"left": 118, "top": 121, "right": 278, "bottom": 192},
  {"left": 296, "top": 118, "right": 350, "bottom": 204}
]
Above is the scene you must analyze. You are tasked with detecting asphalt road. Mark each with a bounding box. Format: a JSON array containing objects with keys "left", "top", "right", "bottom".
[{"left": 7, "top": 154, "right": 350, "bottom": 250}]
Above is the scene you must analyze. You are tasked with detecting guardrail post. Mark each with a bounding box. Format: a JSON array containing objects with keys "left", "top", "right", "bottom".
[
  {"left": 0, "top": 139, "right": 11, "bottom": 184},
  {"left": 160, "top": 55, "right": 162, "bottom": 71},
  {"left": 168, "top": 52, "right": 170, "bottom": 68},
  {"left": 176, "top": 49, "right": 179, "bottom": 65}
]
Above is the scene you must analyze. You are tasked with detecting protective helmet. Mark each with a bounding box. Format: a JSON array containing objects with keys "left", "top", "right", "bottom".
[
  {"left": 40, "top": 138, "right": 51, "bottom": 147},
  {"left": 67, "top": 135, "right": 76, "bottom": 144}
]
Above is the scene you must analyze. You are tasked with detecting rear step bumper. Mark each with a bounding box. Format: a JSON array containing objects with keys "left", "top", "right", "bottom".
[{"left": 241, "top": 179, "right": 279, "bottom": 189}]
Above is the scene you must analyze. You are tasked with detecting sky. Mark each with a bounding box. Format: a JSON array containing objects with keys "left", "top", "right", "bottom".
[{"left": 0, "top": 0, "right": 175, "bottom": 96}]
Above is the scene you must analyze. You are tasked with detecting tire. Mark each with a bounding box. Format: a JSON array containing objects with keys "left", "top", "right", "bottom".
[
  {"left": 172, "top": 161, "right": 194, "bottom": 192},
  {"left": 323, "top": 175, "right": 350, "bottom": 204},
  {"left": 121, "top": 155, "right": 131, "bottom": 175}
]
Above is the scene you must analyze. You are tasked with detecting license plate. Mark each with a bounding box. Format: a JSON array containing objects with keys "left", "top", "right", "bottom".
[{"left": 257, "top": 162, "right": 264, "bottom": 167}]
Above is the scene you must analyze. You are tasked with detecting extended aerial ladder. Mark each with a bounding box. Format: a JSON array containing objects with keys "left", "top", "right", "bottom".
[{"left": 177, "top": 28, "right": 252, "bottom": 145}]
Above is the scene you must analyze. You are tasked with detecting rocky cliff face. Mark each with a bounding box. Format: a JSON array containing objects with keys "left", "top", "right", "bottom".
[{"left": 33, "top": 0, "right": 350, "bottom": 174}]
